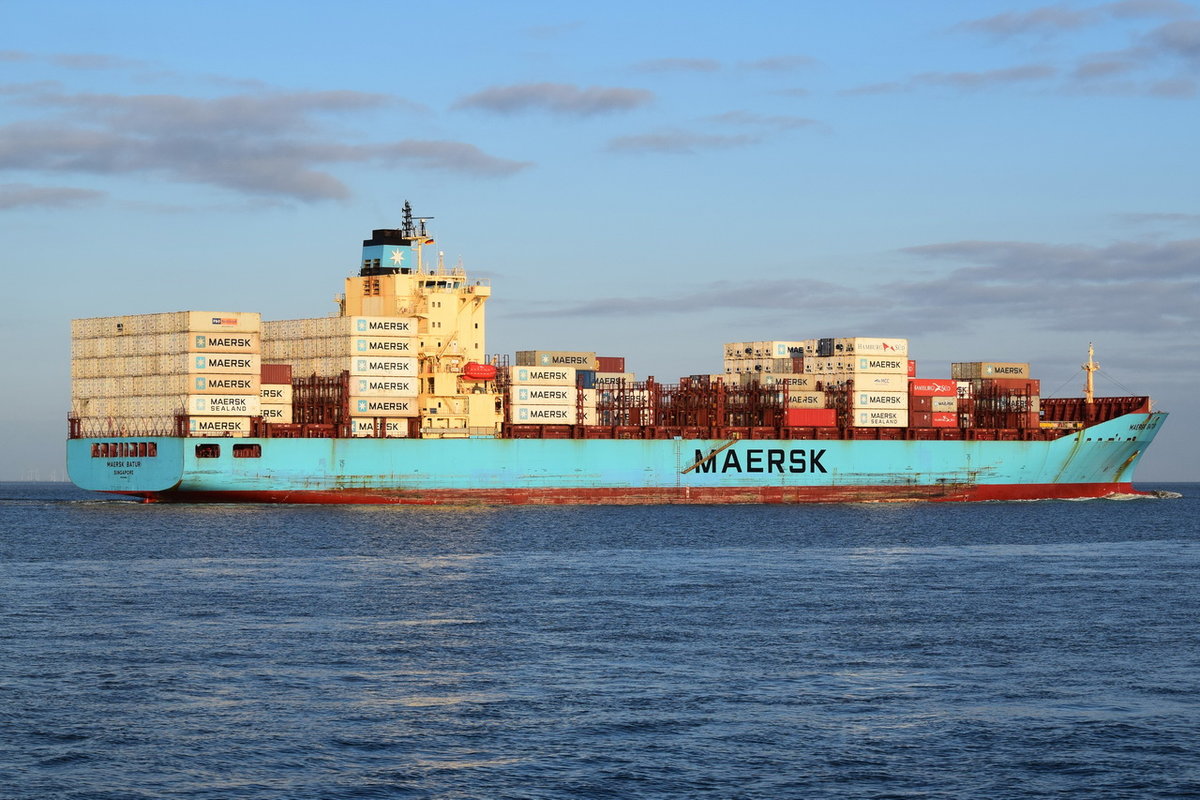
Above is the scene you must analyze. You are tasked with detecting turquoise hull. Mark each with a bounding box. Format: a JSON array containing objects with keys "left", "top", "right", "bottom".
[{"left": 67, "top": 412, "right": 1167, "bottom": 503}]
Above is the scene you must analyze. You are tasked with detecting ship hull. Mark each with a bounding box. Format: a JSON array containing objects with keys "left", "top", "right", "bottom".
[{"left": 67, "top": 412, "right": 1166, "bottom": 504}]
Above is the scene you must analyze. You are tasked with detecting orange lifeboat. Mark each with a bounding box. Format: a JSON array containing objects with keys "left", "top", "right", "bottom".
[{"left": 462, "top": 362, "right": 497, "bottom": 380}]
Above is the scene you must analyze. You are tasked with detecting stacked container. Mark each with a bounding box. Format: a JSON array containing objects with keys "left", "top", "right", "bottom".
[
  {"left": 259, "top": 364, "right": 294, "bottom": 425},
  {"left": 723, "top": 341, "right": 804, "bottom": 376},
  {"left": 263, "top": 316, "right": 420, "bottom": 428},
  {"left": 516, "top": 350, "right": 598, "bottom": 370},
  {"left": 908, "top": 378, "right": 959, "bottom": 428},
  {"left": 504, "top": 366, "right": 581, "bottom": 424},
  {"left": 71, "top": 311, "right": 261, "bottom": 437}
]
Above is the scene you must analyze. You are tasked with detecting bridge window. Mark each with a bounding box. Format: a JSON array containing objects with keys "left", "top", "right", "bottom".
[
  {"left": 195, "top": 444, "right": 220, "bottom": 458},
  {"left": 233, "top": 444, "right": 262, "bottom": 458}
]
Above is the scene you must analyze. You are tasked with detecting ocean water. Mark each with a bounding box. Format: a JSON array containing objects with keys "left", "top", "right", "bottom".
[{"left": 0, "top": 483, "right": 1197, "bottom": 800}]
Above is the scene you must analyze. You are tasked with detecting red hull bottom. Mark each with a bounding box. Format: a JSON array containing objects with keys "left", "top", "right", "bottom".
[{"left": 116, "top": 482, "right": 1148, "bottom": 505}]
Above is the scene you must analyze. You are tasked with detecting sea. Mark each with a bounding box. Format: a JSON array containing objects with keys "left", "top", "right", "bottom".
[{"left": 1, "top": 482, "right": 1196, "bottom": 800}]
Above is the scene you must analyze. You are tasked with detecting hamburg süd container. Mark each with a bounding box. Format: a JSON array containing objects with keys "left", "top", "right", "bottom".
[{"left": 909, "top": 378, "right": 957, "bottom": 396}]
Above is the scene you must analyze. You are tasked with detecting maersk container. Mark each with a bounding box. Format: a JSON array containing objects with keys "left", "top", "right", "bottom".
[
  {"left": 187, "top": 416, "right": 252, "bottom": 436},
  {"left": 932, "top": 396, "right": 958, "bottom": 413},
  {"left": 594, "top": 372, "right": 635, "bottom": 387},
  {"left": 350, "top": 418, "right": 411, "bottom": 437},
  {"left": 348, "top": 356, "right": 418, "bottom": 377},
  {"left": 516, "top": 351, "right": 598, "bottom": 370},
  {"left": 853, "top": 409, "right": 908, "bottom": 427},
  {"left": 511, "top": 385, "right": 575, "bottom": 405},
  {"left": 786, "top": 391, "right": 827, "bottom": 408},
  {"left": 351, "top": 337, "right": 416, "bottom": 355},
  {"left": 348, "top": 397, "right": 418, "bottom": 417},
  {"left": 951, "top": 362, "right": 1032, "bottom": 380},
  {"left": 189, "top": 395, "right": 261, "bottom": 416},
  {"left": 260, "top": 384, "right": 295, "bottom": 403},
  {"left": 758, "top": 374, "right": 817, "bottom": 390},
  {"left": 264, "top": 316, "right": 418, "bottom": 339},
  {"left": 350, "top": 377, "right": 418, "bottom": 398},
  {"left": 852, "top": 391, "right": 908, "bottom": 409},
  {"left": 848, "top": 356, "right": 908, "bottom": 375},
  {"left": 768, "top": 341, "right": 806, "bottom": 358},
  {"left": 193, "top": 374, "right": 261, "bottom": 395},
  {"left": 260, "top": 404, "right": 293, "bottom": 423},
  {"left": 506, "top": 366, "right": 576, "bottom": 386},
  {"left": 511, "top": 405, "right": 576, "bottom": 424}
]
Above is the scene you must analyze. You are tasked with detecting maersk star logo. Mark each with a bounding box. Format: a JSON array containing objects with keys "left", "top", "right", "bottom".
[{"left": 389, "top": 248, "right": 405, "bottom": 266}]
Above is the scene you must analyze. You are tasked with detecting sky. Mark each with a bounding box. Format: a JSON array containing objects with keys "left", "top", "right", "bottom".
[{"left": 1, "top": 0, "right": 1196, "bottom": 482}]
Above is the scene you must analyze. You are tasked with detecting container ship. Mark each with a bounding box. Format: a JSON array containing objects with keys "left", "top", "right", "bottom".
[{"left": 67, "top": 204, "right": 1166, "bottom": 504}]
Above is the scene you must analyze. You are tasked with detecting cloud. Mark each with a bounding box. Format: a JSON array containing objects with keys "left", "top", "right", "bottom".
[
  {"left": 705, "top": 110, "right": 821, "bottom": 131},
  {"left": 1148, "top": 19, "right": 1200, "bottom": 63},
  {"left": 0, "top": 88, "right": 529, "bottom": 201},
  {"left": 741, "top": 55, "right": 818, "bottom": 72},
  {"left": 515, "top": 238, "right": 1199, "bottom": 337},
  {"left": 452, "top": 82, "right": 653, "bottom": 116},
  {"left": 604, "top": 130, "right": 759, "bottom": 154},
  {"left": 0, "top": 182, "right": 104, "bottom": 210},
  {"left": 1118, "top": 212, "right": 1200, "bottom": 226},
  {"left": 953, "top": 1, "right": 1193, "bottom": 39},
  {"left": 0, "top": 49, "right": 149, "bottom": 71},
  {"left": 914, "top": 64, "right": 1058, "bottom": 89},
  {"left": 634, "top": 58, "right": 721, "bottom": 73}
]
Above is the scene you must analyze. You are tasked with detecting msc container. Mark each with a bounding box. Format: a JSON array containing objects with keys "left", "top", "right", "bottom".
[
  {"left": 511, "top": 405, "right": 577, "bottom": 424},
  {"left": 506, "top": 366, "right": 576, "bottom": 386},
  {"left": 348, "top": 356, "right": 418, "bottom": 376},
  {"left": 260, "top": 384, "right": 295, "bottom": 403},
  {"left": 596, "top": 356, "right": 625, "bottom": 372},
  {"left": 951, "top": 362, "right": 1032, "bottom": 379},
  {"left": 786, "top": 391, "right": 827, "bottom": 408},
  {"left": 515, "top": 351, "right": 598, "bottom": 370},
  {"left": 187, "top": 416, "right": 252, "bottom": 436},
  {"left": 909, "top": 378, "right": 957, "bottom": 396},
  {"left": 785, "top": 408, "right": 838, "bottom": 427},
  {"left": 188, "top": 395, "right": 261, "bottom": 416},
  {"left": 852, "top": 391, "right": 908, "bottom": 409},
  {"left": 348, "top": 397, "right": 418, "bottom": 417},
  {"left": 852, "top": 409, "right": 908, "bottom": 427},
  {"left": 350, "top": 418, "right": 411, "bottom": 437},
  {"left": 350, "top": 377, "right": 418, "bottom": 397},
  {"left": 510, "top": 385, "right": 575, "bottom": 405},
  {"left": 260, "top": 404, "right": 293, "bottom": 423}
]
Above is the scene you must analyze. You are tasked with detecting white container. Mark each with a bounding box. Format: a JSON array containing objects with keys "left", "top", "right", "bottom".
[
  {"left": 260, "top": 404, "right": 293, "bottom": 423},
  {"left": 932, "top": 396, "right": 958, "bottom": 412},
  {"left": 191, "top": 374, "right": 261, "bottom": 395},
  {"left": 349, "top": 377, "right": 418, "bottom": 397},
  {"left": 852, "top": 391, "right": 909, "bottom": 409},
  {"left": 951, "top": 362, "right": 1032, "bottom": 379},
  {"left": 350, "top": 418, "right": 411, "bottom": 437},
  {"left": 506, "top": 366, "right": 576, "bottom": 386},
  {"left": 511, "top": 405, "right": 577, "bottom": 424},
  {"left": 347, "top": 356, "right": 418, "bottom": 376},
  {"left": 265, "top": 316, "right": 418, "bottom": 339},
  {"left": 593, "top": 372, "right": 635, "bottom": 387},
  {"left": 350, "top": 336, "right": 416, "bottom": 355},
  {"left": 515, "top": 351, "right": 598, "bottom": 370},
  {"left": 510, "top": 385, "right": 575, "bottom": 405},
  {"left": 787, "top": 391, "right": 827, "bottom": 408},
  {"left": 767, "top": 341, "right": 806, "bottom": 358},
  {"left": 187, "top": 416, "right": 252, "bottom": 436},
  {"left": 846, "top": 356, "right": 908, "bottom": 375},
  {"left": 853, "top": 409, "right": 908, "bottom": 427},
  {"left": 259, "top": 384, "right": 294, "bottom": 403},
  {"left": 348, "top": 396, "right": 419, "bottom": 417},
  {"left": 188, "top": 395, "right": 261, "bottom": 416},
  {"left": 849, "top": 373, "right": 907, "bottom": 392},
  {"left": 833, "top": 337, "right": 909, "bottom": 356}
]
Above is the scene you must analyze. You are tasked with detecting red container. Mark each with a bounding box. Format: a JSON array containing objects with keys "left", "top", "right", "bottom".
[
  {"left": 907, "top": 359, "right": 917, "bottom": 378},
  {"left": 785, "top": 408, "right": 837, "bottom": 427},
  {"left": 932, "top": 412, "right": 958, "bottom": 427},
  {"left": 261, "top": 363, "right": 293, "bottom": 385},
  {"left": 462, "top": 362, "right": 497, "bottom": 380},
  {"left": 910, "top": 411, "right": 932, "bottom": 427},
  {"left": 597, "top": 356, "right": 625, "bottom": 372},
  {"left": 910, "top": 396, "right": 932, "bottom": 412},
  {"left": 973, "top": 378, "right": 1040, "bottom": 393},
  {"left": 909, "top": 378, "right": 957, "bottom": 396}
]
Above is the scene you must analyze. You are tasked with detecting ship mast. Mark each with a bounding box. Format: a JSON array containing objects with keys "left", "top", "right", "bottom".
[{"left": 1083, "top": 342, "right": 1099, "bottom": 405}]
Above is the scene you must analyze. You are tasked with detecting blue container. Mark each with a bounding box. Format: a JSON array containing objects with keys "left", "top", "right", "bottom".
[{"left": 577, "top": 370, "right": 596, "bottom": 389}]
